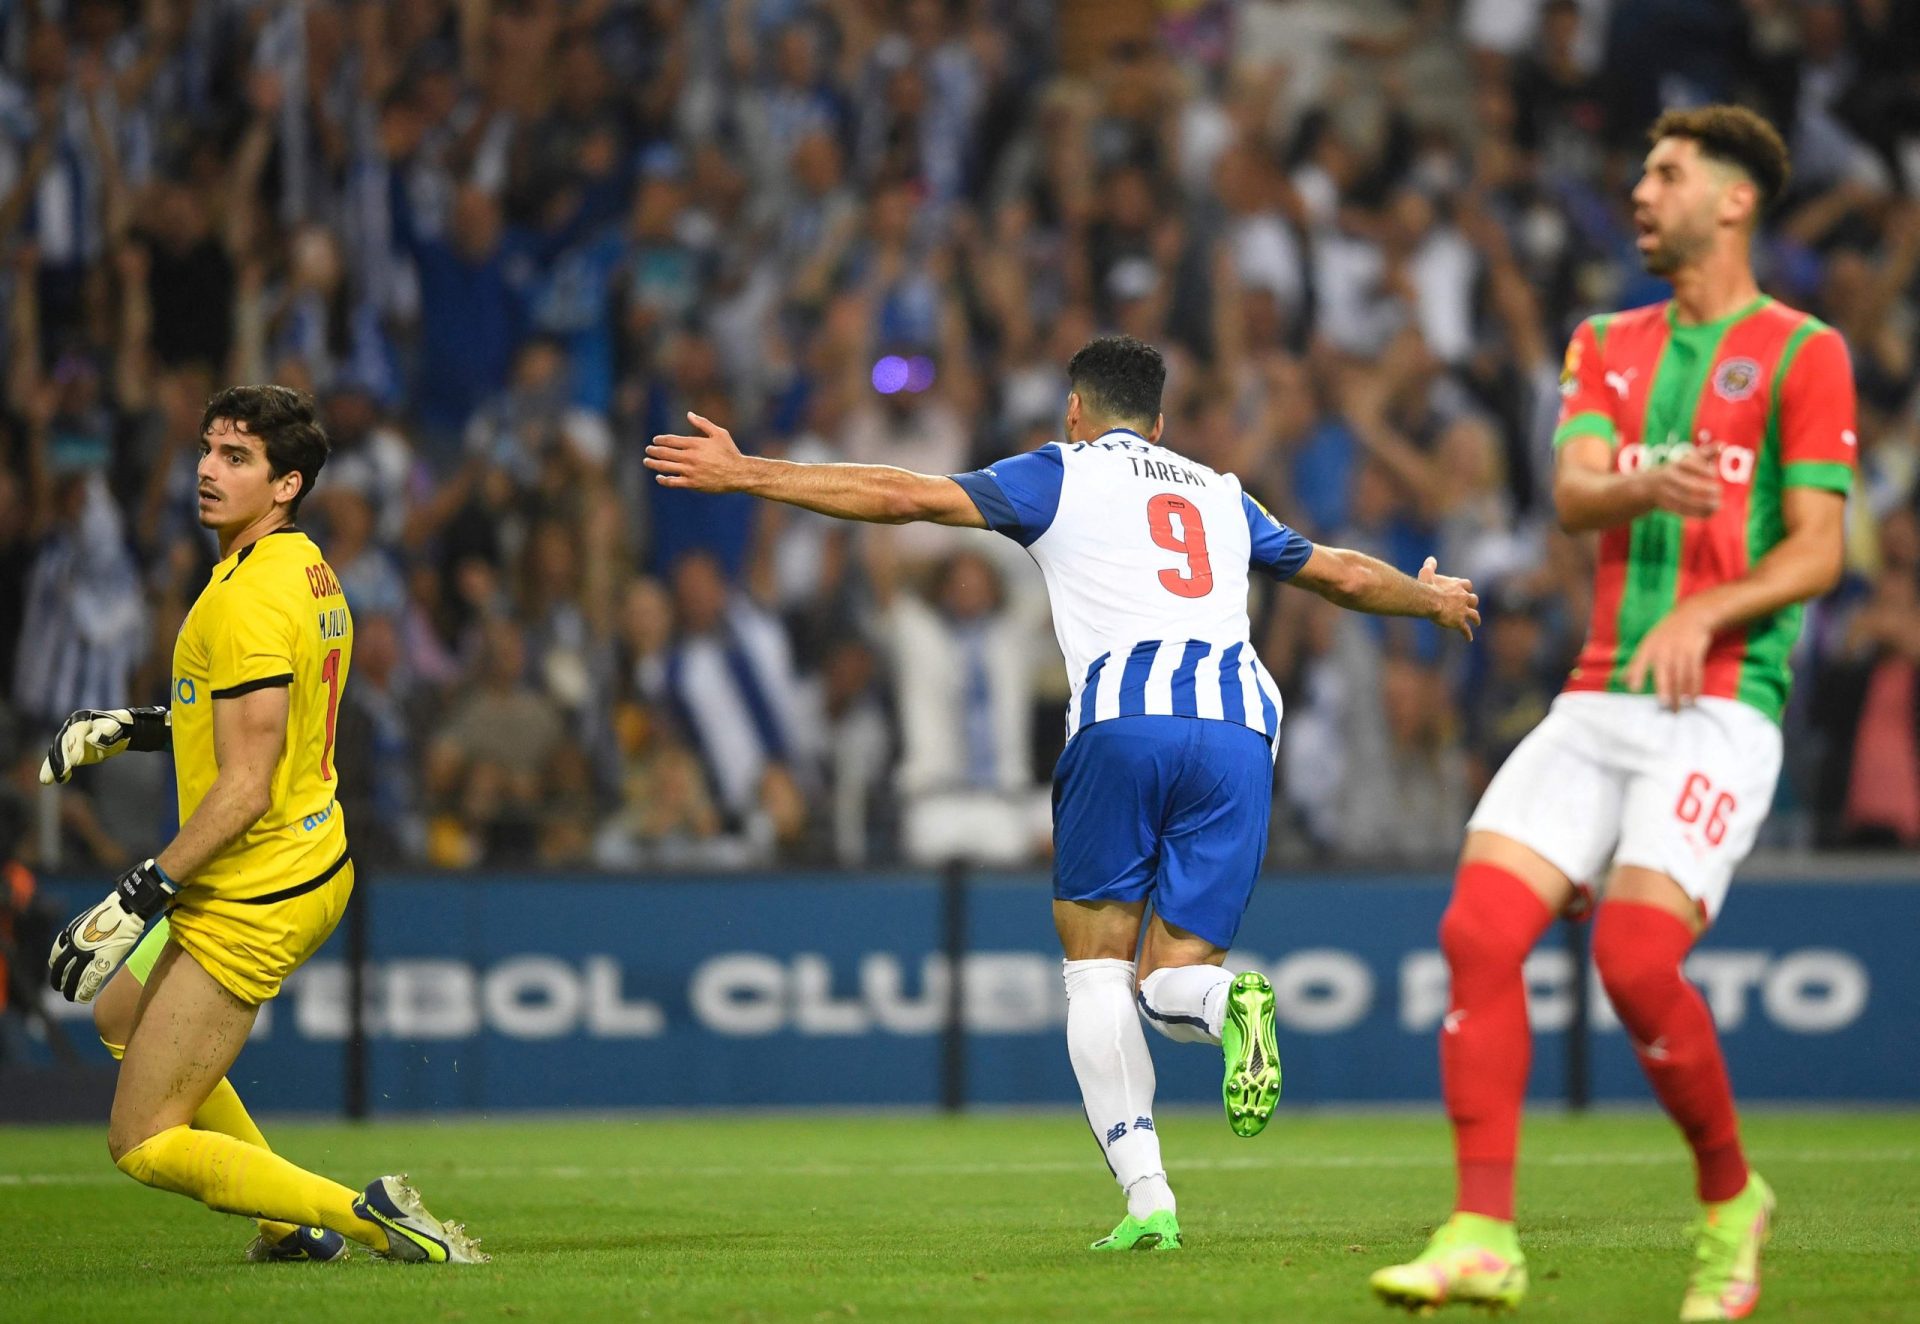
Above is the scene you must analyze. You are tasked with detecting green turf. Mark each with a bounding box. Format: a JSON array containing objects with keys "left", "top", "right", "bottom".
[{"left": 2, "top": 1111, "right": 1915, "bottom": 1322}]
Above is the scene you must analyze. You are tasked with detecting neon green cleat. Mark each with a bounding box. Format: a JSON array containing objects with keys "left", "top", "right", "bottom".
[
  {"left": 1221, "top": 970, "right": 1281, "bottom": 1137},
  {"left": 1679, "top": 1172, "right": 1774, "bottom": 1322},
  {"left": 1090, "top": 1209, "right": 1182, "bottom": 1252},
  {"left": 1370, "top": 1213, "right": 1527, "bottom": 1314}
]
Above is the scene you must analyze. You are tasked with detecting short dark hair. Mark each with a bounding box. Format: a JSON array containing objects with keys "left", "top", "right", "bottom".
[
  {"left": 1066, "top": 335, "right": 1165, "bottom": 427},
  {"left": 200, "top": 384, "right": 330, "bottom": 518},
  {"left": 1648, "top": 105, "right": 1791, "bottom": 214}
]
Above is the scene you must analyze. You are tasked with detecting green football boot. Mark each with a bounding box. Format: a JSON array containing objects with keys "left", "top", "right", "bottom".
[
  {"left": 1679, "top": 1173, "right": 1774, "bottom": 1322},
  {"left": 1221, "top": 970, "right": 1280, "bottom": 1137},
  {"left": 1090, "top": 1209, "right": 1182, "bottom": 1252},
  {"left": 1370, "top": 1213, "right": 1528, "bottom": 1314}
]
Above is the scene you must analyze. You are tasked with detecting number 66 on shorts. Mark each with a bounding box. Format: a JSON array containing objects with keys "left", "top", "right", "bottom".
[{"left": 1466, "top": 691, "right": 1783, "bottom": 920}]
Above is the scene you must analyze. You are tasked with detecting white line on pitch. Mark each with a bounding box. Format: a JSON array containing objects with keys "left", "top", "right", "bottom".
[{"left": 3, "top": 1148, "right": 1912, "bottom": 1188}]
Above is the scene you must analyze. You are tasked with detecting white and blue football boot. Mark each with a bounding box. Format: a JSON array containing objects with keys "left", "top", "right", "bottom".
[{"left": 352, "top": 1175, "right": 489, "bottom": 1264}]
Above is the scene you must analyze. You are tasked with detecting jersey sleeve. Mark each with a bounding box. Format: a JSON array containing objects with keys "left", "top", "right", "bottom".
[
  {"left": 1776, "top": 325, "right": 1858, "bottom": 493},
  {"left": 950, "top": 444, "right": 1065, "bottom": 547},
  {"left": 1243, "top": 492, "right": 1313, "bottom": 581},
  {"left": 1551, "top": 317, "right": 1617, "bottom": 450},
  {"left": 206, "top": 581, "right": 299, "bottom": 699}
]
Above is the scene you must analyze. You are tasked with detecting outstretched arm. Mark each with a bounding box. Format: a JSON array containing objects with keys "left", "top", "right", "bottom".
[
  {"left": 1289, "top": 546, "right": 1480, "bottom": 641},
  {"left": 646, "top": 413, "right": 988, "bottom": 528}
]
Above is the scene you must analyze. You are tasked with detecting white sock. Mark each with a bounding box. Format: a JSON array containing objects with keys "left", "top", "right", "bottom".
[
  {"left": 1063, "top": 958, "right": 1174, "bottom": 1217},
  {"left": 1138, "top": 964, "right": 1235, "bottom": 1045}
]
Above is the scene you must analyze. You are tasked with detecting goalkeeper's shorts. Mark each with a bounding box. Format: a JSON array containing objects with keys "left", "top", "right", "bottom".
[{"left": 166, "top": 853, "right": 355, "bottom": 1006}]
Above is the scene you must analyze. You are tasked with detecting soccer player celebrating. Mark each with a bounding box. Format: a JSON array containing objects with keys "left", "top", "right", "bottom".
[
  {"left": 647, "top": 335, "right": 1479, "bottom": 1250},
  {"left": 42, "top": 386, "right": 483, "bottom": 1265},
  {"left": 1371, "top": 108, "right": 1854, "bottom": 1320}
]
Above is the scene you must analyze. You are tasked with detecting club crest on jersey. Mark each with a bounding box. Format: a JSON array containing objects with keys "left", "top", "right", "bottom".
[{"left": 1712, "top": 357, "right": 1762, "bottom": 402}]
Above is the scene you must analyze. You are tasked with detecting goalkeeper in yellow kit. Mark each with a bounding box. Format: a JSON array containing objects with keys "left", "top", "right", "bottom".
[{"left": 41, "top": 385, "right": 484, "bottom": 1265}]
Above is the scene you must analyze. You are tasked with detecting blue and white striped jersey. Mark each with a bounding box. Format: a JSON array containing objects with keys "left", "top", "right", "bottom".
[{"left": 952, "top": 429, "right": 1313, "bottom": 752}]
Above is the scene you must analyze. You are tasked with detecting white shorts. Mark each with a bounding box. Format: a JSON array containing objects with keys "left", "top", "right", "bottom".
[{"left": 1466, "top": 692, "right": 1782, "bottom": 920}]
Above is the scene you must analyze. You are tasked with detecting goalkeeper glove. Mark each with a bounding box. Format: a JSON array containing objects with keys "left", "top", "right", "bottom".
[
  {"left": 47, "top": 858, "right": 178, "bottom": 1003},
  {"left": 38, "top": 706, "right": 171, "bottom": 785}
]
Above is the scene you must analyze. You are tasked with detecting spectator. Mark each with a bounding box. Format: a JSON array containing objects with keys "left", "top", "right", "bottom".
[
  {"left": 661, "top": 551, "right": 817, "bottom": 836},
  {"left": 0, "top": 0, "right": 1910, "bottom": 872},
  {"left": 311, "top": 486, "right": 405, "bottom": 621},
  {"left": 1338, "top": 654, "right": 1470, "bottom": 860},
  {"left": 317, "top": 382, "right": 419, "bottom": 547},
  {"left": 332, "top": 612, "right": 418, "bottom": 866},
  {"left": 12, "top": 462, "right": 146, "bottom": 736},
  {"left": 0, "top": 791, "right": 51, "bottom": 1064},
  {"left": 386, "top": 155, "right": 540, "bottom": 449},
  {"left": 465, "top": 337, "right": 614, "bottom": 489},
  {"left": 422, "top": 617, "right": 573, "bottom": 866},
  {"left": 1824, "top": 509, "right": 1920, "bottom": 847},
  {"left": 1461, "top": 588, "right": 1562, "bottom": 797},
  {"left": 887, "top": 549, "right": 1047, "bottom": 866},
  {"left": 593, "top": 700, "right": 726, "bottom": 869}
]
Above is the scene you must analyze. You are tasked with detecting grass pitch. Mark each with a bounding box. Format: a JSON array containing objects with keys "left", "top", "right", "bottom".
[{"left": 2, "top": 1110, "right": 1915, "bottom": 1323}]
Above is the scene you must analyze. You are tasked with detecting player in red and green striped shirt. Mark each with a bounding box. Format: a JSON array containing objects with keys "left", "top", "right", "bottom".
[{"left": 1375, "top": 107, "right": 1856, "bottom": 1323}]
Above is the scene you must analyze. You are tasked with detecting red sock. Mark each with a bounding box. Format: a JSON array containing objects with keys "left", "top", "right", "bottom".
[
  {"left": 1593, "top": 902, "right": 1748, "bottom": 1203},
  {"left": 1439, "top": 862, "right": 1556, "bottom": 1222}
]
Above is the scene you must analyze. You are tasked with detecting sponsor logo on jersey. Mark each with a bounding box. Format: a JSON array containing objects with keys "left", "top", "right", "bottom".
[
  {"left": 175, "top": 677, "right": 197, "bottom": 705},
  {"left": 1617, "top": 431, "right": 1755, "bottom": 485},
  {"left": 1712, "top": 357, "right": 1762, "bottom": 402},
  {"left": 1605, "top": 367, "right": 1636, "bottom": 400}
]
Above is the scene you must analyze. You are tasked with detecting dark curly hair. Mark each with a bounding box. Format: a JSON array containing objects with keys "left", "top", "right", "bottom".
[
  {"left": 1649, "top": 105, "right": 1792, "bottom": 215},
  {"left": 1066, "top": 335, "right": 1166, "bottom": 429},
  {"left": 200, "top": 384, "right": 331, "bottom": 518}
]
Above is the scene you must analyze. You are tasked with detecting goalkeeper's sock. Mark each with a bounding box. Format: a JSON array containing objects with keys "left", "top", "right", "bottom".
[
  {"left": 1439, "top": 862, "right": 1555, "bottom": 1223},
  {"left": 1137, "top": 964, "right": 1233, "bottom": 1045},
  {"left": 195, "top": 1078, "right": 303, "bottom": 1243},
  {"left": 1064, "top": 958, "right": 1173, "bottom": 1217},
  {"left": 102, "top": 1036, "right": 300, "bottom": 1243},
  {"left": 1593, "top": 902, "right": 1748, "bottom": 1203},
  {"left": 115, "top": 1125, "right": 391, "bottom": 1253}
]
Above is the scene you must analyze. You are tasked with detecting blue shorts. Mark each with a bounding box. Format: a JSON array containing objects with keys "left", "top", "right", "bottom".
[{"left": 1051, "top": 715, "right": 1274, "bottom": 950}]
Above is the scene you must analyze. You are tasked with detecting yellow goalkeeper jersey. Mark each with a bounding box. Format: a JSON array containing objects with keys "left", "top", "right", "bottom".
[{"left": 169, "top": 527, "right": 352, "bottom": 900}]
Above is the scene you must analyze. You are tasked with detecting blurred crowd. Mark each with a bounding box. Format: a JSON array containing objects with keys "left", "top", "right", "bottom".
[{"left": 2, "top": 0, "right": 1918, "bottom": 879}]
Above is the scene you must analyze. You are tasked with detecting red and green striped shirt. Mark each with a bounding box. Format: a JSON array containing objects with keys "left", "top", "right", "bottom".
[{"left": 1553, "top": 296, "right": 1857, "bottom": 723}]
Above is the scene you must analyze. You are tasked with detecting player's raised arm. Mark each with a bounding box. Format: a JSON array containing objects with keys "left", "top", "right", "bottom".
[
  {"left": 1289, "top": 545, "right": 1481, "bottom": 641},
  {"left": 646, "top": 413, "right": 988, "bottom": 528}
]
